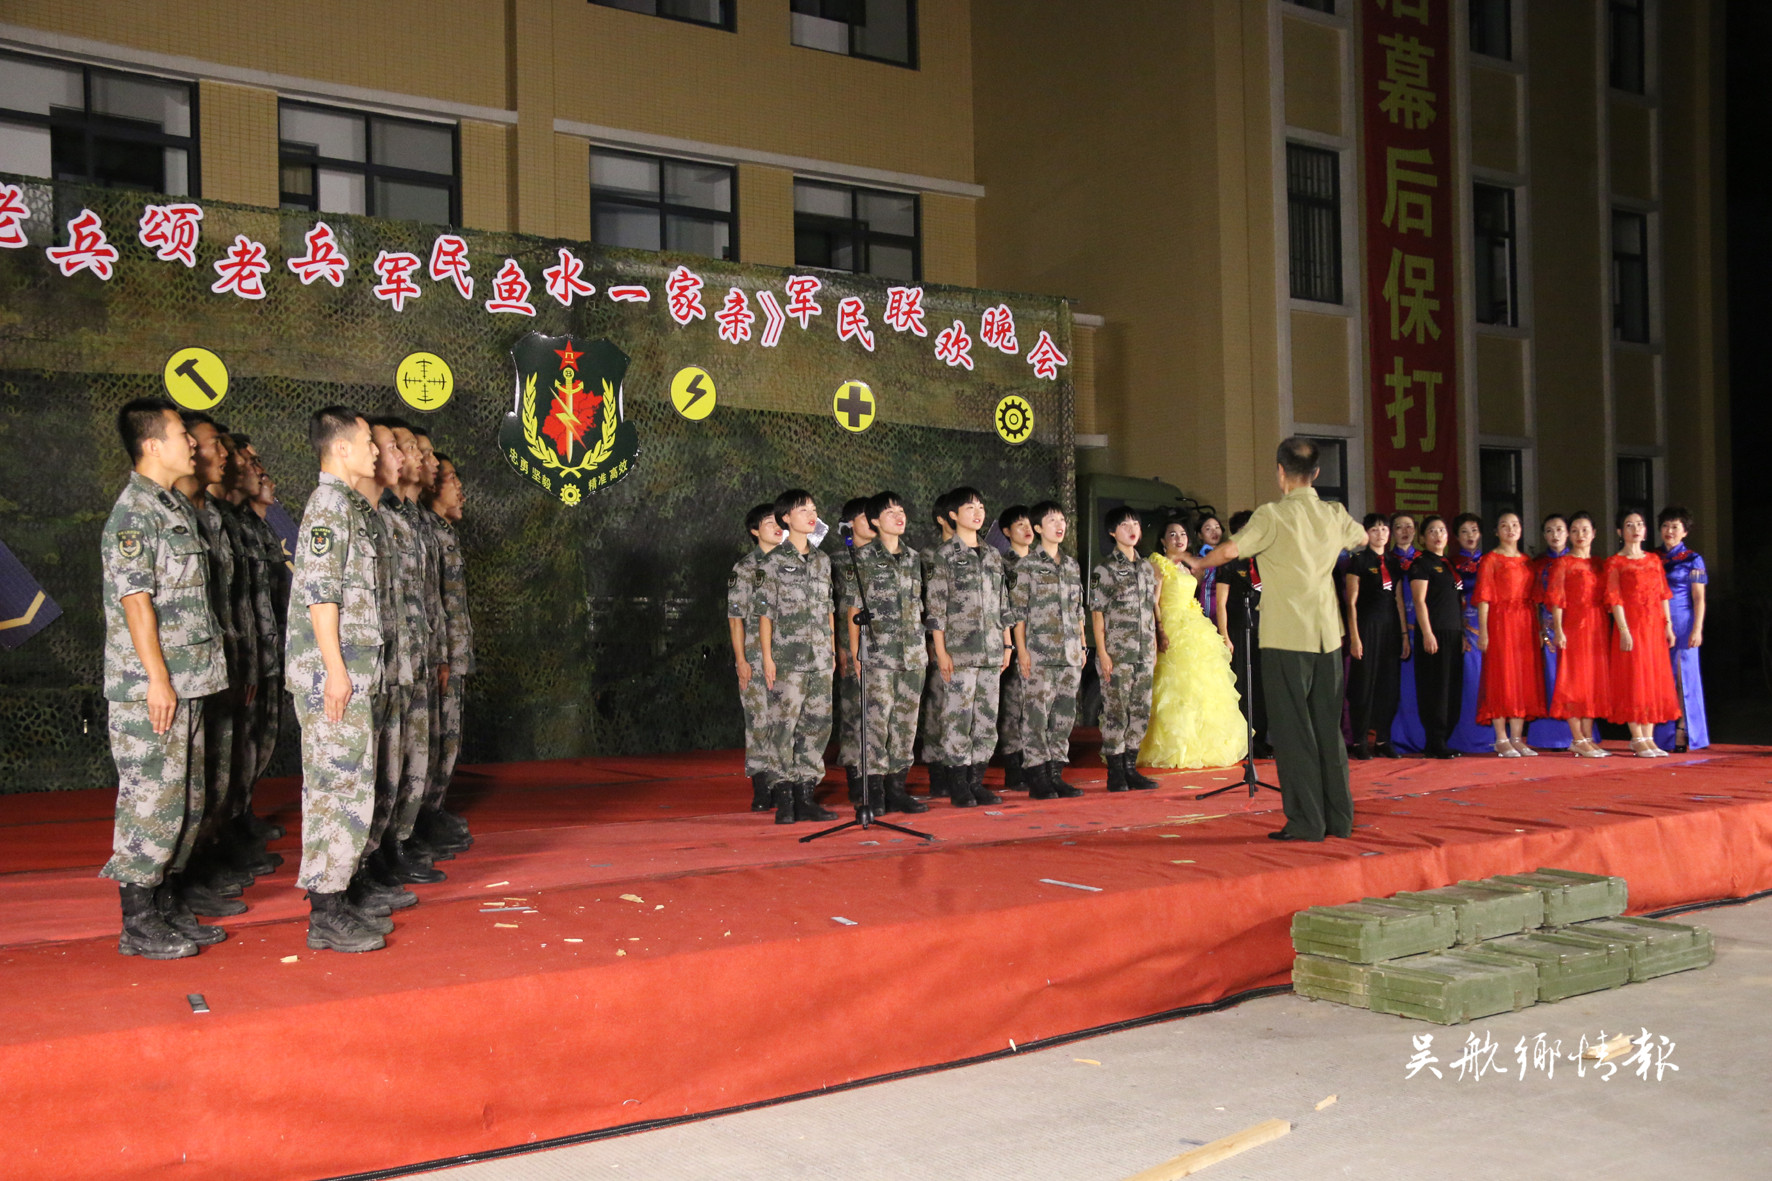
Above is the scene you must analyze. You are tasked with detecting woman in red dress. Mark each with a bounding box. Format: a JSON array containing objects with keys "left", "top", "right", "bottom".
[
  {"left": 1474, "top": 511, "right": 1547, "bottom": 755},
  {"left": 1605, "top": 509, "right": 1680, "bottom": 757},
  {"left": 1546, "top": 512, "right": 1611, "bottom": 757}
]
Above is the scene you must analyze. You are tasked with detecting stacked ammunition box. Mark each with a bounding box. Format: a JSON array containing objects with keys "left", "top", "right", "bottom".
[{"left": 1290, "top": 867, "right": 1715, "bottom": 1024}]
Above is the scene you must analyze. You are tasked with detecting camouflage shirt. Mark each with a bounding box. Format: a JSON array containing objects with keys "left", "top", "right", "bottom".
[
  {"left": 435, "top": 515, "right": 475, "bottom": 675},
  {"left": 924, "top": 536, "right": 1013, "bottom": 668},
  {"left": 213, "top": 500, "right": 262, "bottom": 686},
  {"left": 285, "top": 472, "right": 384, "bottom": 697},
  {"left": 838, "top": 538, "right": 927, "bottom": 671},
  {"left": 1091, "top": 549, "right": 1159, "bottom": 667},
  {"left": 366, "top": 493, "right": 402, "bottom": 684},
  {"left": 1010, "top": 547, "right": 1086, "bottom": 667},
  {"left": 229, "top": 500, "right": 280, "bottom": 682},
  {"left": 187, "top": 494, "right": 240, "bottom": 673},
  {"left": 757, "top": 542, "right": 834, "bottom": 674},
  {"left": 726, "top": 546, "right": 770, "bottom": 665},
  {"left": 100, "top": 471, "right": 228, "bottom": 702},
  {"left": 405, "top": 501, "right": 447, "bottom": 667},
  {"left": 377, "top": 489, "right": 424, "bottom": 688},
  {"left": 243, "top": 510, "right": 288, "bottom": 673}
]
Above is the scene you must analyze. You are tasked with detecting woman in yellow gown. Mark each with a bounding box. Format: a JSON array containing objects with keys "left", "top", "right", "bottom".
[{"left": 1142, "top": 519, "right": 1249, "bottom": 768}]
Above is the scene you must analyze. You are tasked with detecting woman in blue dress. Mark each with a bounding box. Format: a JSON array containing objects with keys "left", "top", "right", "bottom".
[
  {"left": 1388, "top": 512, "right": 1427, "bottom": 753},
  {"left": 1653, "top": 506, "right": 1709, "bottom": 751},
  {"left": 1525, "top": 513, "right": 1576, "bottom": 750},
  {"left": 1449, "top": 513, "right": 1493, "bottom": 753},
  {"left": 1194, "top": 513, "right": 1224, "bottom": 616}
]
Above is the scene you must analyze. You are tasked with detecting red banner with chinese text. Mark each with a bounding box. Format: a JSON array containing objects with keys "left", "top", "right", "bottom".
[{"left": 1363, "top": 0, "right": 1459, "bottom": 517}]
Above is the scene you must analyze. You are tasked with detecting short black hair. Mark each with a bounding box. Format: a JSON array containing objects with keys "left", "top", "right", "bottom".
[
  {"left": 1452, "top": 512, "right": 1484, "bottom": 536},
  {"left": 1541, "top": 512, "right": 1568, "bottom": 529},
  {"left": 773, "top": 488, "right": 814, "bottom": 529},
  {"left": 1657, "top": 505, "right": 1692, "bottom": 534},
  {"left": 434, "top": 451, "right": 453, "bottom": 466},
  {"left": 930, "top": 490, "right": 954, "bottom": 529},
  {"left": 997, "top": 504, "right": 1030, "bottom": 533},
  {"left": 309, "top": 405, "right": 364, "bottom": 460},
  {"left": 179, "top": 410, "right": 217, "bottom": 432},
  {"left": 1228, "top": 509, "right": 1254, "bottom": 533},
  {"left": 1420, "top": 514, "right": 1447, "bottom": 538},
  {"left": 1362, "top": 512, "right": 1389, "bottom": 529},
  {"left": 410, "top": 425, "right": 431, "bottom": 440},
  {"left": 230, "top": 433, "right": 252, "bottom": 450},
  {"left": 1105, "top": 505, "right": 1140, "bottom": 531},
  {"left": 943, "top": 487, "right": 984, "bottom": 526},
  {"left": 1389, "top": 511, "right": 1418, "bottom": 530},
  {"left": 1615, "top": 507, "right": 1647, "bottom": 532},
  {"left": 383, "top": 416, "right": 412, "bottom": 433},
  {"left": 866, "top": 491, "right": 904, "bottom": 527},
  {"left": 1276, "top": 436, "right": 1319, "bottom": 479},
  {"left": 1029, "top": 500, "right": 1065, "bottom": 531},
  {"left": 1493, "top": 509, "right": 1522, "bottom": 528},
  {"left": 1193, "top": 512, "right": 1222, "bottom": 536},
  {"left": 118, "top": 396, "right": 181, "bottom": 463},
  {"left": 744, "top": 502, "right": 775, "bottom": 536},
  {"left": 1568, "top": 510, "right": 1596, "bottom": 531},
  {"left": 841, "top": 497, "right": 869, "bottom": 523}
]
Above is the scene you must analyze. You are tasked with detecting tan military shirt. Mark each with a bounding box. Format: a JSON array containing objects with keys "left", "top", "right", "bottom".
[{"left": 1229, "top": 486, "right": 1366, "bottom": 653}]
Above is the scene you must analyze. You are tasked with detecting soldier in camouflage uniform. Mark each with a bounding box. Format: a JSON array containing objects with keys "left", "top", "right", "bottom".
[
  {"left": 915, "top": 491, "right": 956, "bottom": 796},
  {"left": 409, "top": 426, "right": 467, "bottom": 859},
  {"left": 1091, "top": 507, "right": 1163, "bottom": 791},
  {"left": 424, "top": 452, "right": 475, "bottom": 851},
  {"left": 758, "top": 489, "right": 839, "bottom": 824},
  {"left": 241, "top": 443, "right": 290, "bottom": 800},
  {"left": 925, "top": 487, "right": 1016, "bottom": 808},
  {"left": 1011, "top": 501, "right": 1090, "bottom": 800},
  {"left": 101, "top": 398, "right": 230, "bottom": 959},
  {"left": 839, "top": 491, "right": 929, "bottom": 815},
  {"left": 287, "top": 407, "right": 390, "bottom": 953},
  {"left": 995, "top": 504, "right": 1033, "bottom": 789},
  {"left": 833, "top": 497, "right": 876, "bottom": 805},
  {"left": 727, "top": 502, "right": 784, "bottom": 811}
]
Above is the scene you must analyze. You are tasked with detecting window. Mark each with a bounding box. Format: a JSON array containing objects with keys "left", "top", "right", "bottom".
[
  {"left": 1617, "top": 455, "right": 1654, "bottom": 531},
  {"left": 589, "top": 0, "right": 733, "bottom": 32},
  {"left": 591, "top": 150, "right": 736, "bottom": 260},
  {"left": 1472, "top": 184, "right": 1517, "bottom": 327},
  {"left": 790, "top": 0, "right": 916, "bottom": 68},
  {"left": 1609, "top": 0, "right": 1645, "bottom": 93},
  {"left": 1302, "top": 437, "right": 1349, "bottom": 507},
  {"left": 1286, "top": 144, "right": 1341, "bottom": 303},
  {"left": 793, "top": 181, "right": 918, "bottom": 280},
  {"left": 1479, "top": 447, "right": 1523, "bottom": 531},
  {"left": 279, "top": 102, "right": 457, "bottom": 225},
  {"left": 1612, "top": 210, "right": 1649, "bottom": 343},
  {"left": 1284, "top": 0, "right": 1335, "bottom": 13},
  {"left": 0, "top": 51, "right": 195, "bottom": 195},
  {"left": 1469, "top": 0, "right": 1511, "bottom": 60}
]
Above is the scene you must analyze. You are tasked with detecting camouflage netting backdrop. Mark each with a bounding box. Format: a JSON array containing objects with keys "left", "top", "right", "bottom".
[{"left": 0, "top": 178, "right": 1074, "bottom": 793}]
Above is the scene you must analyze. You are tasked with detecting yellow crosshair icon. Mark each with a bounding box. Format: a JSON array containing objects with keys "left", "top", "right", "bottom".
[{"left": 833, "top": 381, "right": 876, "bottom": 433}]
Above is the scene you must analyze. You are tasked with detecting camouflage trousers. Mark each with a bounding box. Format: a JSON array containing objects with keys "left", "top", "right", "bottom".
[
  {"left": 292, "top": 685, "right": 375, "bottom": 893},
  {"left": 430, "top": 671, "right": 464, "bottom": 807},
  {"left": 764, "top": 670, "right": 833, "bottom": 785},
  {"left": 739, "top": 665, "right": 769, "bottom": 778},
  {"left": 102, "top": 697, "right": 206, "bottom": 886},
  {"left": 860, "top": 665, "right": 924, "bottom": 775},
  {"left": 837, "top": 664, "right": 863, "bottom": 768},
  {"left": 425, "top": 666, "right": 445, "bottom": 805},
  {"left": 938, "top": 665, "right": 1002, "bottom": 767},
  {"left": 227, "top": 684, "right": 256, "bottom": 820},
  {"left": 194, "top": 689, "right": 233, "bottom": 844},
  {"left": 997, "top": 665, "right": 1024, "bottom": 754},
  {"left": 368, "top": 686, "right": 405, "bottom": 854},
  {"left": 916, "top": 661, "right": 949, "bottom": 763},
  {"left": 1023, "top": 663, "right": 1082, "bottom": 765},
  {"left": 251, "top": 673, "right": 285, "bottom": 788},
  {"left": 1100, "top": 660, "right": 1155, "bottom": 755},
  {"left": 391, "top": 675, "right": 434, "bottom": 841}
]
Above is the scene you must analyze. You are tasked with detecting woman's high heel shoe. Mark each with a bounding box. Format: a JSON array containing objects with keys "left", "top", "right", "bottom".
[
  {"left": 1572, "top": 738, "right": 1609, "bottom": 759},
  {"left": 1493, "top": 740, "right": 1521, "bottom": 758},
  {"left": 1509, "top": 738, "right": 1539, "bottom": 757}
]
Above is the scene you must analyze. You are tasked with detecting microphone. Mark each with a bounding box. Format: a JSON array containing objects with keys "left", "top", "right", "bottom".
[{"left": 840, "top": 521, "right": 855, "bottom": 548}]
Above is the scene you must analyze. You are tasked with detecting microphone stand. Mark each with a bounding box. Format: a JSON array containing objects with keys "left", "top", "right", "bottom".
[
  {"left": 1198, "top": 576, "right": 1281, "bottom": 801},
  {"left": 803, "top": 532, "right": 935, "bottom": 844}
]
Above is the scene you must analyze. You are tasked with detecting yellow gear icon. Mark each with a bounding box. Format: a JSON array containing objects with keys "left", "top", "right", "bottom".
[{"left": 995, "top": 395, "right": 1034, "bottom": 445}]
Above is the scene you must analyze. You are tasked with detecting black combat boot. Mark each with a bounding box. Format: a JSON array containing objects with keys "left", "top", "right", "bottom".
[
  {"left": 950, "top": 765, "right": 978, "bottom": 807},
  {"left": 885, "top": 770, "right": 928, "bottom": 814},
  {"left": 925, "top": 763, "right": 950, "bottom": 799},
  {"left": 154, "top": 876, "right": 226, "bottom": 946},
  {"left": 306, "top": 891, "right": 386, "bottom": 953},
  {"left": 750, "top": 772, "right": 775, "bottom": 812},
  {"left": 418, "top": 809, "right": 471, "bottom": 855},
  {"left": 1046, "top": 761, "right": 1085, "bottom": 798},
  {"left": 118, "top": 883, "right": 198, "bottom": 959},
  {"left": 773, "top": 781, "right": 797, "bottom": 824},
  {"left": 845, "top": 765, "right": 864, "bottom": 806},
  {"left": 969, "top": 762, "right": 1002, "bottom": 806},
  {"left": 1124, "top": 748, "right": 1160, "bottom": 790},
  {"left": 865, "top": 774, "right": 887, "bottom": 813},
  {"left": 388, "top": 838, "right": 446, "bottom": 884},
  {"left": 407, "top": 830, "right": 454, "bottom": 864},
  {"left": 365, "top": 848, "right": 420, "bottom": 910},
  {"left": 181, "top": 868, "right": 248, "bottom": 917},
  {"left": 795, "top": 782, "right": 838, "bottom": 822},
  {"left": 1105, "top": 752, "right": 1131, "bottom": 792},
  {"left": 1002, "top": 751, "right": 1024, "bottom": 789},
  {"left": 1025, "top": 761, "right": 1057, "bottom": 800},
  {"left": 343, "top": 874, "right": 397, "bottom": 934}
]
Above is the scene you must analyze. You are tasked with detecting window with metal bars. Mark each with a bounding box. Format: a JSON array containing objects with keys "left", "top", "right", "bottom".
[
  {"left": 1287, "top": 143, "right": 1341, "bottom": 304},
  {"left": 1473, "top": 184, "right": 1518, "bottom": 327}
]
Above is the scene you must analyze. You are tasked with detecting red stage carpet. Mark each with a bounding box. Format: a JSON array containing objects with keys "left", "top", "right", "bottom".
[{"left": 3, "top": 743, "right": 1771, "bottom": 1181}]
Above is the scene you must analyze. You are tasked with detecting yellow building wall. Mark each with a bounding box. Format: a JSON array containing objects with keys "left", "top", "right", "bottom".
[
  {"left": 1289, "top": 311, "right": 1350, "bottom": 427},
  {"left": 737, "top": 164, "right": 796, "bottom": 268},
  {"left": 1468, "top": 65, "right": 1519, "bottom": 175},
  {"left": 922, "top": 193, "right": 978, "bottom": 287},
  {"left": 1283, "top": 15, "right": 1343, "bottom": 138},
  {"left": 1475, "top": 334, "right": 1527, "bottom": 439},
  {"left": 196, "top": 81, "right": 278, "bottom": 208},
  {"left": 460, "top": 122, "right": 514, "bottom": 234}
]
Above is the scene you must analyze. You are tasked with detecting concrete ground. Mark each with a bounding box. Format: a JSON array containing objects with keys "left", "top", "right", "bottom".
[{"left": 404, "top": 895, "right": 1771, "bottom": 1181}]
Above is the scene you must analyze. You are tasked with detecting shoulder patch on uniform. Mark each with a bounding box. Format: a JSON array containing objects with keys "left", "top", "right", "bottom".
[
  {"left": 116, "top": 529, "right": 143, "bottom": 560},
  {"left": 311, "top": 527, "right": 333, "bottom": 557},
  {"left": 728, "top": 569, "right": 739, "bottom": 586}
]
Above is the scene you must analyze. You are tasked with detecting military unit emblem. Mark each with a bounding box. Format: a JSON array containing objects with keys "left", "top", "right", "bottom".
[
  {"left": 310, "top": 526, "right": 332, "bottom": 557},
  {"left": 500, "top": 332, "right": 640, "bottom": 506},
  {"left": 116, "top": 529, "right": 143, "bottom": 560}
]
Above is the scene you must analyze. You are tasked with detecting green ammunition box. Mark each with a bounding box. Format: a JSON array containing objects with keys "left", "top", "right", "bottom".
[
  {"left": 1366, "top": 950, "right": 1540, "bottom": 1025},
  {"left": 1477, "top": 931, "right": 1633, "bottom": 1001},
  {"left": 1388, "top": 883, "right": 1545, "bottom": 943},
  {"left": 1569, "top": 916, "right": 1715, "bottom": 981},
  {"left": 1485, "top": 868, "right": 1627, "bottom": 925},
  {"left": 1290, "top": 900, "right": 1457, "bottom": 963},
  {"left": 1292, "top": 954, "right": 1373, "bottom": 1008}
]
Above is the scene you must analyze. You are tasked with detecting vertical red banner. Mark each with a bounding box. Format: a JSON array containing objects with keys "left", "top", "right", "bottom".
[{"left": 1363, "top": 0, "right": 1460, "bottom": 516}]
